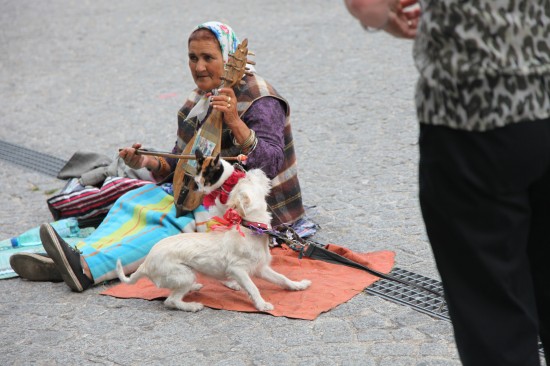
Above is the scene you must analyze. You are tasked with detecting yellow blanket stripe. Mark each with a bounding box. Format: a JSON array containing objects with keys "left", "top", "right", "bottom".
[{"left": 80, "top": 194, "right": 175, "bottom": 251}]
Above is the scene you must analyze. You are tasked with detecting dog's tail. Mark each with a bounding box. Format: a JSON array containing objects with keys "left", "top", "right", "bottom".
[{"left": 116, "top": 259, "right": 146, "bottom": 285}]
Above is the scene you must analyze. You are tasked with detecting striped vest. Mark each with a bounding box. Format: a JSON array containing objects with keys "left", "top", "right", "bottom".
[{"left": 173, "top": 74, "right": 305, "bottom": 226}]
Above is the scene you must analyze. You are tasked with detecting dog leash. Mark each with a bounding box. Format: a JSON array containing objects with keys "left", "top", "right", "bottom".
[
  {"left": 248, "top": 213, "right": 444, "bottom": 299},
  {"left": 167, "top": 158, "right": 444, "bottom": 299}
]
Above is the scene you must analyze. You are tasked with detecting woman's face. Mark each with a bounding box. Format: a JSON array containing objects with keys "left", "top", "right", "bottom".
[{"left": 188, "top": 39, "right": 224, "bottom": 92}]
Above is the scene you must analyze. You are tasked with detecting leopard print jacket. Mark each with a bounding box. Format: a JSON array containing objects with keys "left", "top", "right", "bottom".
[{"left": 414, "top": 0, "right": 550, "bottom": 131}]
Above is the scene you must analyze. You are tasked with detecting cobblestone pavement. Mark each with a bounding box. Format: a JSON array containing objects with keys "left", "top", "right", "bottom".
[{"left": 0, "top": 1, "right": 465, "bottom": 365}]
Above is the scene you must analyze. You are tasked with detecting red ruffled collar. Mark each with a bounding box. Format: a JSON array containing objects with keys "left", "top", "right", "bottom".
[{"left": 203, "top": 169, "right": 246, "bottom": 208}]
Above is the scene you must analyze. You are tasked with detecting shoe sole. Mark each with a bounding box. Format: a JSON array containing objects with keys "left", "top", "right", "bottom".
[
  {"left": 40, "top": 224, "right": 84, "bottom": 292},
  {"left": 9, "top": 253, "right": 63, "bottom": 282}
]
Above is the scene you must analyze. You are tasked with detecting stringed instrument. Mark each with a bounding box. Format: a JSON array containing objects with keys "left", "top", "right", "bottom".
[{"left": 172, "top": 38, "right": 253, "bottom": 216}]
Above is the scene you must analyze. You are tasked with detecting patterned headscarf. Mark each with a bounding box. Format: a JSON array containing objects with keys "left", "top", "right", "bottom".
[{"left": 193, "top": 21, "right": 240, "bottom": 64}]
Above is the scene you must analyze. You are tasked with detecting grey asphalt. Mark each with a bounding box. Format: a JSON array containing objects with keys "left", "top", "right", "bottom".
[{"left": 0, "top": 1, "right": 461, "bottom": 365}]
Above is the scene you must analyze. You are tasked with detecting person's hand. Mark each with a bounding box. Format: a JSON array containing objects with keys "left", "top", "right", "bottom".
[
  {"left": 209, "top": 87, "right": 252, "bottom": 145},
  {"left": 119, "top": 143, "right": 148, "bottom": 169},
  {"left": 384, "top": 0, "right": 420, "bottom": 39},
  {"left": 209, "top": 87, "right": 240, "bottom": 127},
  {"left": 345, "top": 0, "right": 420, "bottom": 39}
]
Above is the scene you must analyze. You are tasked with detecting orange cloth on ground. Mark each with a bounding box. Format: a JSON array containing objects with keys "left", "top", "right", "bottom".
[{"left": 100, "top": 244, "right": 395, "bottom": 320}]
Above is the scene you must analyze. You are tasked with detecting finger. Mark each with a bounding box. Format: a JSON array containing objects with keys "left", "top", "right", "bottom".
[
  {"left": 211, "top": 96, "right": 224, "bottom": 105},
  {"left": 131, "top": 143, "right": 142, "bottom": 154},
  {"left": 385, "top": 19, "right": 416, "bottom": 39},
  {"left": 404, "top": 8, "right": 421, "bottom": 20},
  {"left": 218, "top": 88, "right": 236, "bottom": 99},
  {"left": 119, "top": 147, "right": 133, "bottom": 158},
  {"left": 401, "top": 24, "right": 417, "bottom": 38},
  {"left": 400, "top": 0, "right": 419, "bottom": 9}
]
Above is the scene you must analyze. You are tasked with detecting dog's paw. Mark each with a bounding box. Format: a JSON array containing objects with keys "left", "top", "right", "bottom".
[
  {"left": 289, "top": 279, "right": 311, "bottom": 291},
  {"left": 164, "top": 299, "right": 204, "bottom": 312},
  {"left": 255, "top": 302, "right": 274, "bottom": 312},
  {"left": 223, "top": 280, "right": 242, "bottom": 291},
  {"left": 185, "top": 302, "right": 204, "bottom": 312},
  {"left": 191, "top": 283, "right": 203, "bottom": 291}
]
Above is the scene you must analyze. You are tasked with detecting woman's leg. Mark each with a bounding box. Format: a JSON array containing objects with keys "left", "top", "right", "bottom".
[
  {"left": 39, "top": 184, "right": 210, "bottom": 291},
  {"left": 527, "top": 145, "right": 550, "bottom": 365},
  {"left": 418, "top": 121, "right": 550, "bottom": 365},
  {"left": 77, "top": 184, "right": 197, "bottom": 284}
]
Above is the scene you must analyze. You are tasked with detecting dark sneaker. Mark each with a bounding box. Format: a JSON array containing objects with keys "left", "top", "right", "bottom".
[
  {"left": 10, "top": 253, "right": 63, "bottom": 282},
  {"left": 39, "top": 223, "right": 92, "bottom": 292}
]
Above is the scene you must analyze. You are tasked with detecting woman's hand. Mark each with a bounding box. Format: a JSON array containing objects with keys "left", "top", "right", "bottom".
[
  {"left": 209, "top": 87, "right": 252, "bottom": 145},
  {"left": 385, "top": 0, "right": 420, "bottom": 39},
  {"left": 119, "top": 143, "right": 157, "bottom": 170},
  {"left": 209, "top": 88, "right": 240, "bottom": 127}
]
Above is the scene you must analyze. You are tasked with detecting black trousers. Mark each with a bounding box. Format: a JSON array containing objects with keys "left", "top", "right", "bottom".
[{"left": 419, "top": 120, "right": 550, "bottom": 366}]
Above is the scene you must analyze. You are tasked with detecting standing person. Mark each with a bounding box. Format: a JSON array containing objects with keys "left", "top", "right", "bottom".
[
  {"left": 345, "top": 0, "right": 550, "bottom": 365},
  {"left": 11, "top": 21, "right": 306, "bottom": 293}
]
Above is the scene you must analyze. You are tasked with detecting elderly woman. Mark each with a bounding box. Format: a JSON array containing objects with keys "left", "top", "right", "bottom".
[{"left": 12, "top": 21, "right": 305, "bottom": 292}]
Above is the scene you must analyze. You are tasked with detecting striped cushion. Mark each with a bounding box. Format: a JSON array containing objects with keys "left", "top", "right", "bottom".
[{"left": 47, "top": 177, "right": 151, "bottom": 221}]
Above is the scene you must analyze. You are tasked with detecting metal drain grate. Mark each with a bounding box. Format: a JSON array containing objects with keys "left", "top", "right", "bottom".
[
  {"left": 0, "top": 140, "right": 67, "bottom": 177},
  {"left": 366, "top": 267, "right": 449, "bottom": 320},
  {"left": 367, "top": 268, "right": 545, "bottom": 356}
]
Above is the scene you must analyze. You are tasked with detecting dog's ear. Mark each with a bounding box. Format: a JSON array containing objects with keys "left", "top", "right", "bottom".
[
  {"left": 241, "top": 192, "right": 251, "bottom": 209},
  {"left": 237, "top": 192, "right": 251, "bottom": 217},
  {"left": 213, "top": 153, "right": 221, "bottom": 166}
]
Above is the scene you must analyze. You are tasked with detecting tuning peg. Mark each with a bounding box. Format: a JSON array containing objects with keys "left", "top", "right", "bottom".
[
  {"left": 246, "top": 59, "right": 256, "bottom": 65},
  {"left": 245, "top": 71, "right": 254, "bottom": 77},
  {"left": 240, "top": 80, "right": 246, "bottom": 85},
  {"left": 248, "top": 51, "right": 256, "bottom": 56},
  {"left": 220, "top": 76, "right": 235, "bottom": 84}
]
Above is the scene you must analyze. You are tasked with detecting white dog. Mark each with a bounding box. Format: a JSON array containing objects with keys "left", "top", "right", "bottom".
[{"left": 116, "top": 168, "right": 311, "bottom": 312}]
